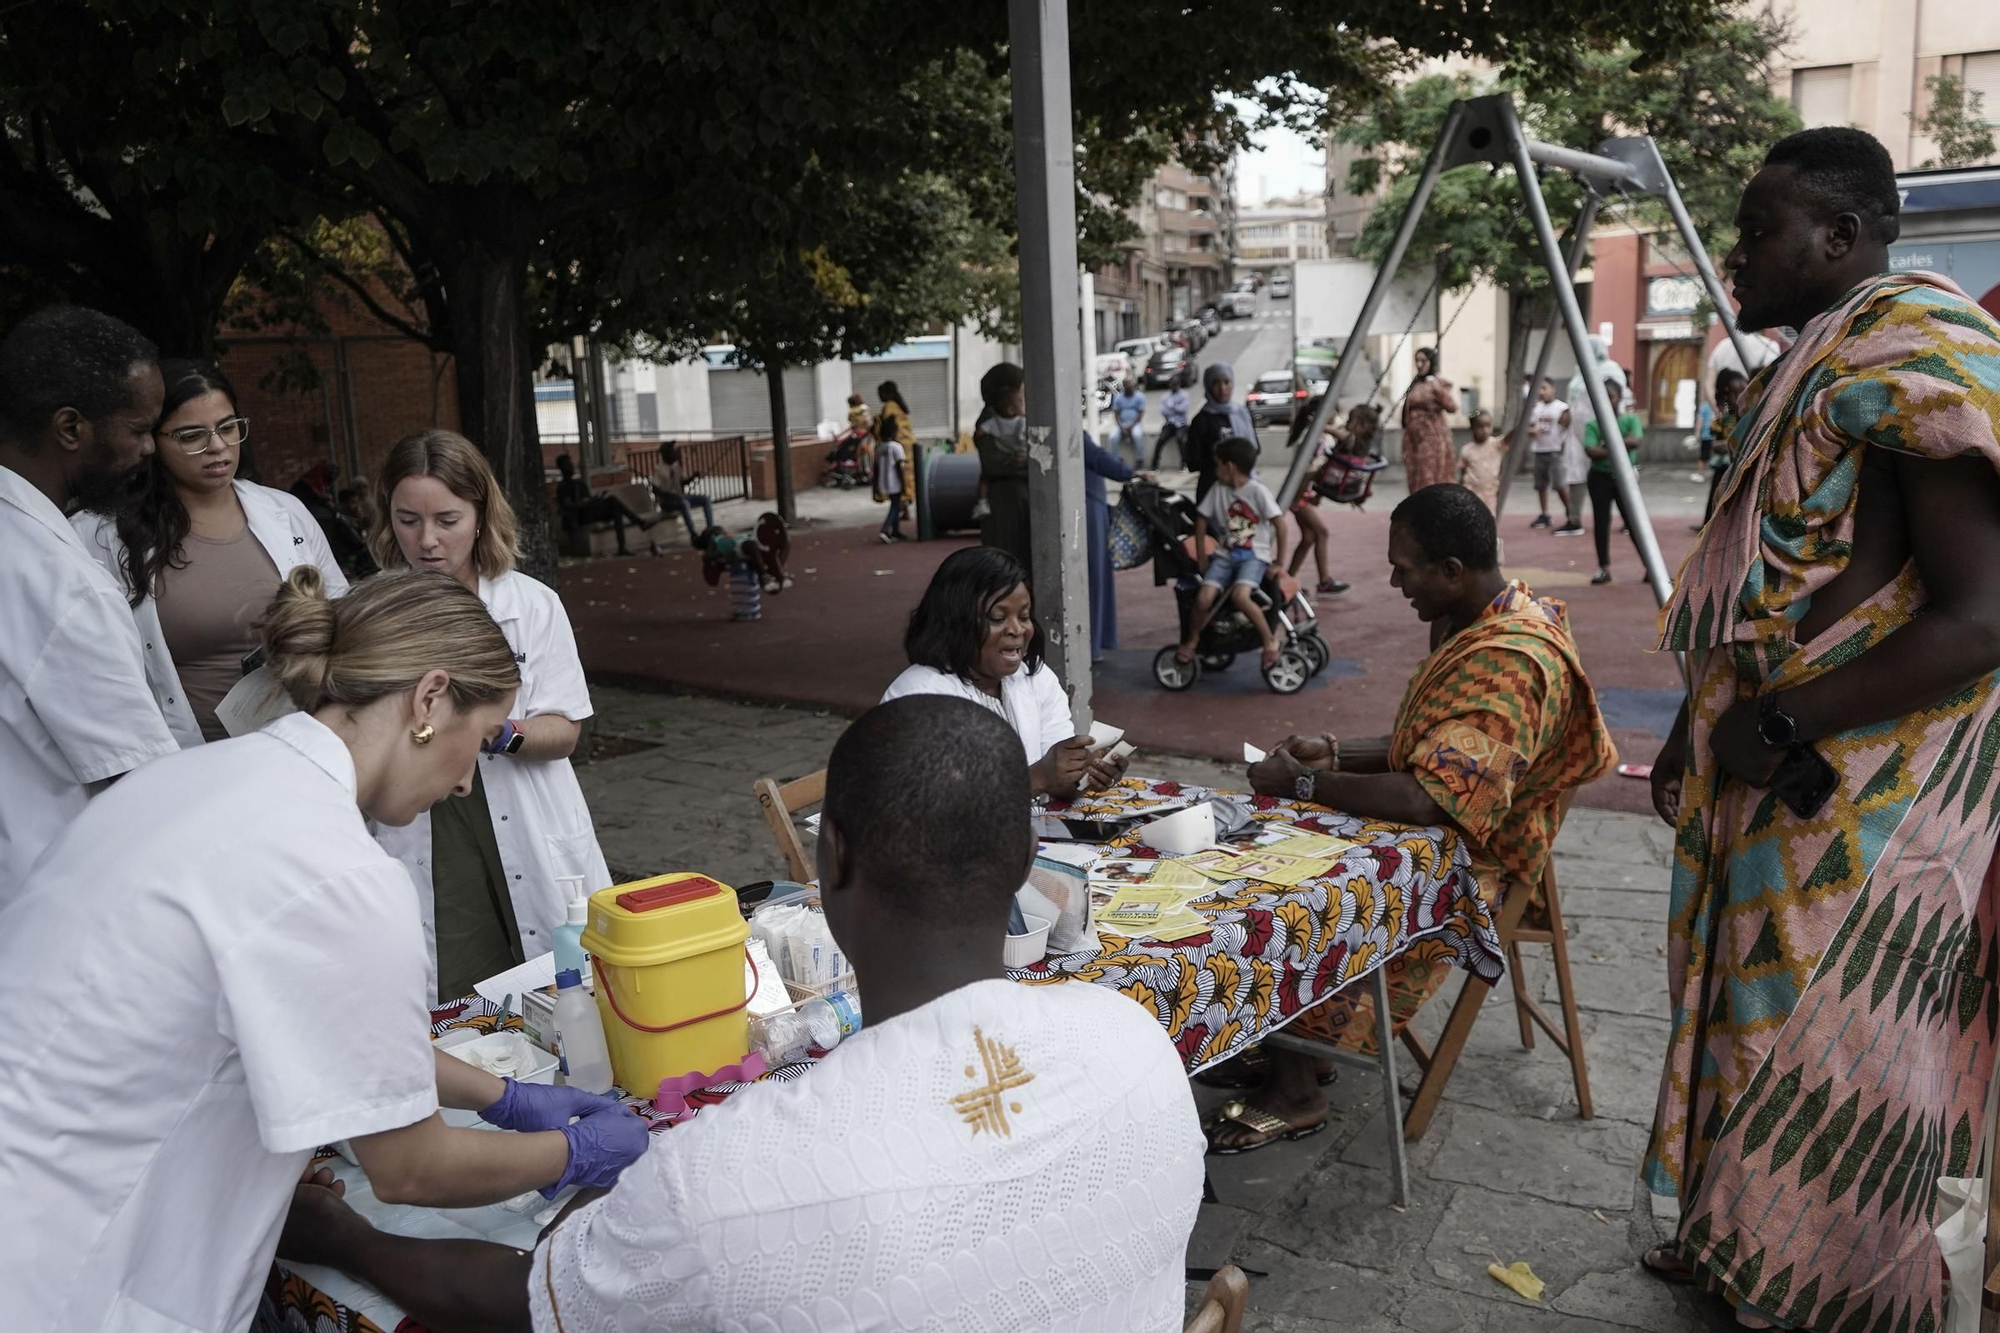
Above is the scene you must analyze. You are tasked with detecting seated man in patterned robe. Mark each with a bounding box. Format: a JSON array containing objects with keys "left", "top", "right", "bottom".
[
  {"left": 271, "top": 696, "right": 1207, "bottom": 1332},
  {"left": 1641, "top": 127, "right": 2000, "bottom": 1332},
  {"left": 1210, "top": 483, "right": 1616, "bottom": 1152}
]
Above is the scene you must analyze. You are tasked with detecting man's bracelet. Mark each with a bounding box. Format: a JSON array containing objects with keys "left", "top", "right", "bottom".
[{"left": 1323, "top": 733, "right": 1342, "bottom": 772}]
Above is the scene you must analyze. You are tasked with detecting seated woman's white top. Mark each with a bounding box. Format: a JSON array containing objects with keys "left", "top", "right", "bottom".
[{"left": 881, "top": 663, "right": 1072, "bottom": 765}]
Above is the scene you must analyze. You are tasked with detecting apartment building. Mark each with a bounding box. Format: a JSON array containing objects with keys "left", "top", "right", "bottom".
[
  {"left": 1090, "top": 160, "right": 1232, "bottom": 348},
  {"left": 1234, "top": 196, "right": 1332, "bottom": 275}
]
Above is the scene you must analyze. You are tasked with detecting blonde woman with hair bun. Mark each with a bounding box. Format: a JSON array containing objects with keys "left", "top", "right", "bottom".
[
  {"left": 369, "top": 429, "right": 610, "bottom": 1000},
  {"left": 0, "top": 566, "right": 648, "bottom": 1333}
]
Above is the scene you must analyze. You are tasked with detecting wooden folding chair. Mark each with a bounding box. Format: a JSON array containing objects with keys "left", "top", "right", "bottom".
[
  {"left": 1399, "top": 794, "right": 1591, "bottom": 1140},
  {"left": 1183, "top": 1265, "right": 1249, "bottom": 1333},
  {"left": 753, "top": 768, "right": 826, "bottom": 883}
]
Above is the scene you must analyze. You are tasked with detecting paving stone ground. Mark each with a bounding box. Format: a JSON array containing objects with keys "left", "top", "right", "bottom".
[{"left": 575, "top": 683, "right": 1736, "bottom": 1331}]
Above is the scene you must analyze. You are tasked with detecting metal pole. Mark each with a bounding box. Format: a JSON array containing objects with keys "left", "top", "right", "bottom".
[
  {"left": 1372, "top": 965, "right": 1410, "bottom": 1208},
  {"left": 1277, "top": 101, "right": 1469, "bottom": 509},
  {"left": 1501, "top": 104, "right": 1674, "bottom": 607},
  {"left": 1009, "top": 0, "right": 1091, "bottom": 728},
  {"left": 1521, "top": 140, "right": 1641, "bottom": 187},
  {"left": 1493, "top": 192, "right": 1599, "bottom": 521},
  {"left": 1081, "top": 267, "right": 1100, "bottom": 439},
  {"left": 1650, "top": 152, "right": 1763, "bottom": 378}
]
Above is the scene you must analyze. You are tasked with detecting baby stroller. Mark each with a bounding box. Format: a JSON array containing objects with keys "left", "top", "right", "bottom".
[
  {"left": 820, "top": 425, "right": 873, "bottom": 489},
  {"left": 1118, "top": 480, "right": 1331, "bottom": 695}
]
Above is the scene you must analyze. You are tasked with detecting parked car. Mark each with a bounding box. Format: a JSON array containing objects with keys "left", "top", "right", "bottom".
[
  {"left": 1144, "top": 345, "right": 1190, "bottom": 389},
  {"left": 1270, "top": 275, "right": 1292, "bottom": 299},
  {"left": 1245, "top": 370, "right": 1305, "bottom": 426},
  {"left": 1194, "top": 305, "right": 1221, "bottom": 334},
  {"left": 1222, "top": 290, "right": 1255, "bottom": 319},
  {"left": 1114, "top": 336, "right": 1162, "bottom": 377},
  {"left": 1170, "top": 319, "right": 1207, "bottom": 353}
]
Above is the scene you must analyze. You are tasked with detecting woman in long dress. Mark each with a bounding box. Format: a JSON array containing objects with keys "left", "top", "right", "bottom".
[{"left": 1400, "top": 347, "right": 1459, "bottom": 493}]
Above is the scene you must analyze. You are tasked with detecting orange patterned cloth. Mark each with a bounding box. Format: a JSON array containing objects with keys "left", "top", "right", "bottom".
[{"left": 1294, "top": 580, "right": 1616, "bottom": 1052}]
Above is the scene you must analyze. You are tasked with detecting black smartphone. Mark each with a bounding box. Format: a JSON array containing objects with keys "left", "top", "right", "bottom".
[
  {"left": 239, "top": 644, "right": 267, "bottom": 677},
  {"left": 1771, "top": 744, "right": 1838, "bottom": 820}
]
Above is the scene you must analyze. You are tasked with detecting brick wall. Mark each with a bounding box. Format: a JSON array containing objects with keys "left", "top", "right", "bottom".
[{"left": 217, "top": 251, "right": 459, "bottom": 493}]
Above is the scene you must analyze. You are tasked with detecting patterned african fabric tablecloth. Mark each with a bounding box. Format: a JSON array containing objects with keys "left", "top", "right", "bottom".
[
  {"left": 271, "top": 778, "right": 1500, "bottom": 1332},
  {"left": 1030, "top": 778, "right": 1502, "bottom": 1072}
]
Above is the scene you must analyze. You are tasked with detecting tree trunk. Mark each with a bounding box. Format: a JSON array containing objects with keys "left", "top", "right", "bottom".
[
  {"left": 444, "top": 238, "right": 554, "bottom": 585},
  {"left": 765, "top": 362, "right": 796, "bottom": 523}
]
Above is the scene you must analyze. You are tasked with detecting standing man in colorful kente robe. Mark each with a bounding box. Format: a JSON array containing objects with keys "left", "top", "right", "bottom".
[
  {"left": 1208, "top": 484, "right": 1615, "bottom": 1152},
  {"left": 1643, "top": 127, "right": 2000, "bottom": 1331}
]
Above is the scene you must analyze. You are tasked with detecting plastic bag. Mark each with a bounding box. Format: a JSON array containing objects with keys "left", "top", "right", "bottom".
[{"left": 1018, "top": 853, "right": 1094, "bottom": 955}]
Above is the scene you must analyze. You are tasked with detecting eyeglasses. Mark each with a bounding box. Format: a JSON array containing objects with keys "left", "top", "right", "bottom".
[{"left": 161, "top": 416, "right": 250, "bottom": 456}]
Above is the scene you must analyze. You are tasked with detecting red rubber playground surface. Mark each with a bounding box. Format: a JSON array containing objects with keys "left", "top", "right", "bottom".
[{"left": 564, "top": 509, "right": 1697, "bottom": 815}]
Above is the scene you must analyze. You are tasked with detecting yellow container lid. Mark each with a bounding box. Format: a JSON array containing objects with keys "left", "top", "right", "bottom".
[{"left": 580, "top": 873, "right": 749, "bottom": 968}]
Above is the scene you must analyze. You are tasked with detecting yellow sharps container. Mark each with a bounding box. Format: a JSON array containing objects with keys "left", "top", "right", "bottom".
[{"left": 579, "top": 873, "right": 751, "bottom": 1096}]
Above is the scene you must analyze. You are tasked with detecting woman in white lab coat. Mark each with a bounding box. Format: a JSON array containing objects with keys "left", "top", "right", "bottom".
[
  {"left": 72, "top": 360, "right": 348, "bottom": 746},
  {"left": 367, "top": 429, "right": 611, "bottom": 999},
  {"left": 0, "top": 568, "right": 647, "bottom": 1333},
  {"left": 881, "top": 545, "right": 1127, "bottom": 799}
]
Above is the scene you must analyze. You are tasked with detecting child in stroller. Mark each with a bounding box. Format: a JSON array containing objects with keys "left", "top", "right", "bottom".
[
  {"left": 821, "top": 394, "right": 875, "bottom": 488},
  {"left": 1119, "top": 458, "right": 1331, "bottom": 696}
]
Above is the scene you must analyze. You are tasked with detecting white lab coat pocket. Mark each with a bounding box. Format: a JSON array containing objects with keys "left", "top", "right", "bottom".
[
  {"left": 104, "top": 1290, "right": 210, "bottom": 1333},
  {"left": 546, "top": 827, "right": 602, "bottom": 883}
]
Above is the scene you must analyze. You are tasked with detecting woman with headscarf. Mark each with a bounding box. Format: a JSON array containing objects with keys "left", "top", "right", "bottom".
[
  {"left": 1182, "top": 362, "right": 1257, "bottom": 503},
  {"left": 1399, "top": 347, "right": 1458, "bottom": 493},
  {"left": 973, "top": 361, "right": 1033, "bottom": 570}
]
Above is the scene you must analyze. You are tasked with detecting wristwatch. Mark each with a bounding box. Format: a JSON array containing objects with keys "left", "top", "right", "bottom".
[
  {"left": 1756, "top": 695, "right": 1800, "bottom": 750},
  {"left": 489, "top": 719, "right": 526, "bottom": 756},
  {"left": 1294, "top": 771, "right": 1318, "bottom": 803}
]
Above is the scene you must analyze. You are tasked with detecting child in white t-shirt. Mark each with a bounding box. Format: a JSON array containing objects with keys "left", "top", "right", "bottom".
[{"left": 1174, "top": 435, "right": 1289, "bottom": 668}]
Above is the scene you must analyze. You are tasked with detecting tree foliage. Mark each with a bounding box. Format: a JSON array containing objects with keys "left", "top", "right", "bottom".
[
  {"left": 1, "top": 0, "right": 1733, "bottom": 572},
  {"left": 1339, "top": 10, "right": 1800, "bottom": 299},
  {"left": 1912, "top": 74, "right": 1998, "bottom": 169}
]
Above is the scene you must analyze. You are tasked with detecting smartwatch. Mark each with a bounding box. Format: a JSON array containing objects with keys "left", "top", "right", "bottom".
[
  {"left": 1756, "top": 695, "right": 1800, "bottom": 750},
  {"left": 489, "top": 719, "right": 526, "bottom": 756}
]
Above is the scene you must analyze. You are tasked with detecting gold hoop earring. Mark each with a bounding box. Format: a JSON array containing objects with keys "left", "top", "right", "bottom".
[{"left": 411, "top": 724, "right": 435, "bottom": 745}]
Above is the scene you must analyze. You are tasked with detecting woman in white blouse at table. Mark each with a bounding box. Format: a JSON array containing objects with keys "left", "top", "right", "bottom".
[
  {"left": 368, "top": 430, "right": 611, "bottom": 1000},
  {"left": 73, "top": 359, "right": 347, "bottom": 746},
  {"left": 0, "top": 568, "right": 645, "bottom": 1333},
  {"left": 881, "top": 545, "right": 1128, "bottom": 799}
]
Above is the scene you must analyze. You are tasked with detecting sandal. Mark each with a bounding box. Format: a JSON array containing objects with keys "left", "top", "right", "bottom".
[
  {"left": 1641, "top": 1244, "right": 1695, "bottom": 1286},
  {"left": 1203, "top": 1099, "right": 1328, "bottom": 1156}
]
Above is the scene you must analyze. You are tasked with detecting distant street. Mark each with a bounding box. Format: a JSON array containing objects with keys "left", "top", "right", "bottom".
[{"left": 1104, "top": 288, "right": 1302, "bottom": 462}]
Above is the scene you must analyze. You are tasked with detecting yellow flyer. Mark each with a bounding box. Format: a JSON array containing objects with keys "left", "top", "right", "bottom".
[
  {"left": 1258, "top": 830, "right": 1362, "bottom": 860},
  {"left": 1088, "top": 858, "right": 1209, "bottom": 891},
  {"left": 1181, "top": 847, "right": 1338, "bottom": 888}
]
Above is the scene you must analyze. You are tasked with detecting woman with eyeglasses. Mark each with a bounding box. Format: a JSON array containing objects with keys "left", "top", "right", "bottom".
[{"left": 74, "top": 360, "right": 347, "bottom": 746}]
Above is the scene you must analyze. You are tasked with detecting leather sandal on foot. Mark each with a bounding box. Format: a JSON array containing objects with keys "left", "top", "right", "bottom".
[
  {"left": 1203, "top": 1100, "right": 1328, "bottom": 1156},
  {"left": 1641, "top": 1244, "right": 1695, "bottom": 1285}
]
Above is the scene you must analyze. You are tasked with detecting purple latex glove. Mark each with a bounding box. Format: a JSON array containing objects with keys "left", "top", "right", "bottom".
[
  {"left": 544, "top": 1098, "right": 651, "bottom": 1198},
  {"left": 477, "top": 1077, "right": 620, "bottom": 1133}
]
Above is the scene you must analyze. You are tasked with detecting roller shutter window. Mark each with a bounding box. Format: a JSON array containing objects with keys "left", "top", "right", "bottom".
[
  {"left": 859, "top": 358, "right": 951, "bottom": 438},
  {"left": 706, "top": 365, "right": 817, "bottom": 435},
  {"left": 1963, "top": 53, "right": 2000, "bottom": 126},
  {"left": 1791, "top": 65, "right": 1853, "bottom": 130}
]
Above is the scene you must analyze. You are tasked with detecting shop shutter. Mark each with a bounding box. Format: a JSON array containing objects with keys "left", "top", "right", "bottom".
[
  {"left": 706, "top": 366, "right": 817, "bottom": 434},
  {"left": 857, "top": 358, "right": 951, "bottom": 439}
]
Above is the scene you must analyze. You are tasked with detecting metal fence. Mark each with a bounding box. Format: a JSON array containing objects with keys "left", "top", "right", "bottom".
[{"left": 622, "top": 436, "right": 752, "bottom": 503}]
